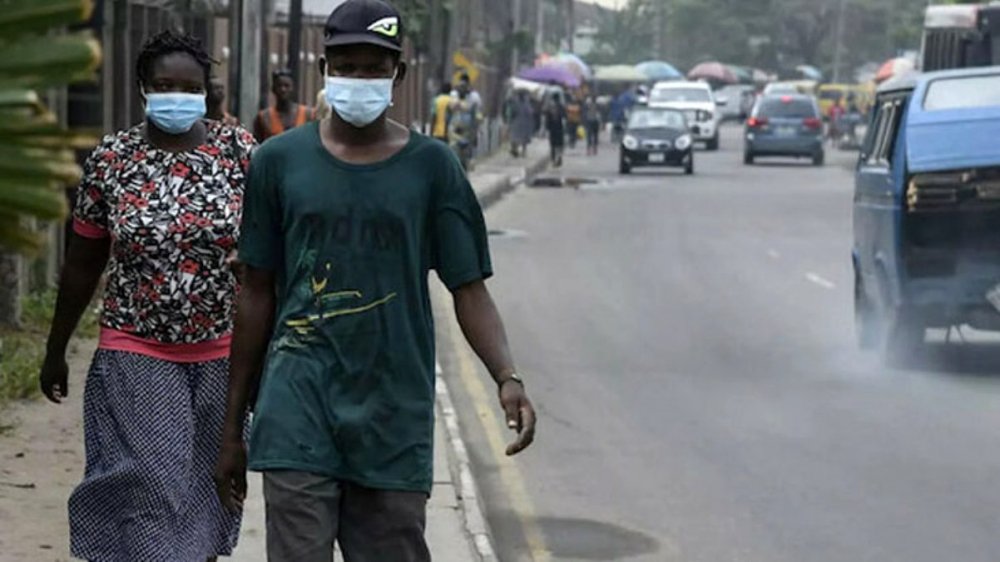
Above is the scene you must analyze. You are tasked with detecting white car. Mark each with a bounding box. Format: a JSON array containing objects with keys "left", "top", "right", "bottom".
[{"left": 647, "top": 81, "right": 724, "bottom": 150}]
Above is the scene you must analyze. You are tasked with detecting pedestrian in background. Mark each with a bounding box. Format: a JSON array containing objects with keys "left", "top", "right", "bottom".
[
  {"left": 565, "top": 93, "right": 582, "bottom": 149},
  {"left": 207, "top": 76, "right": 240, "bottom": 126},
  {"left": 508, "top": 89, "right": 535, "bottom": 157},
  {"left": 449, "top": 86, "right": 477, "bottom": 170},
  {"left": 253, "top": 68, "right": 315, "bottom": 143},
  {"left": 546, "top": 93, "right": 567, "bottom": 167},
  {"left": 430, "top": 81, "right": 452, "bottom": 142},
  {"left": 453, "top": 73, "right": 482, "bottom": 156},
  {"left": 213, "top": 2, "right": 536, "bottom": 561},
  {"left": 584, "top": 94, "right": 602, "bottom": 156},
  {"left": 40, "top": 30, "right": 256, "bottom": 562}
]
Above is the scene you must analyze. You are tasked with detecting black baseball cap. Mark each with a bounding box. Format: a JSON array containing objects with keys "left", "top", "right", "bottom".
[{"left": 324, "top": 0, "right": 403, "bottom": 53}]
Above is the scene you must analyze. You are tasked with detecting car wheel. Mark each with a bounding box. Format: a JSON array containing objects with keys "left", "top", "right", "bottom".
[
  {"left": 684, "top": 156, "right": 694, "bottom": 175},
  {"left": 619, "top": 158, "right": 631, "bottom": 175},
  {"left": 744, "top": 151, "right": 754, "bottom": 165},
  {"left": 855, "top": 274, "right": 881, "bottom": 349},
  {"left": 707, "top": 133, "right": 720, "bottom": 151},
  {"left": 813, "top": 150, "right": 825, "bottom": 166}
]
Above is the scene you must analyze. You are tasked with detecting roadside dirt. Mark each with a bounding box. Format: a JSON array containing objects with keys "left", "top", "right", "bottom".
[{"left": 0, "top": 339, "right": 96, "bottom": 562}]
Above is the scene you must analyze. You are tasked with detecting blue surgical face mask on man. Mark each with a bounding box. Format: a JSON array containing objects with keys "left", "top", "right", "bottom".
[
  {"left": 324, "top": 75, "right": 394, "bottom": 128},
  {"left": 143, "top": 89, "right": 207, "bottom": 134}
]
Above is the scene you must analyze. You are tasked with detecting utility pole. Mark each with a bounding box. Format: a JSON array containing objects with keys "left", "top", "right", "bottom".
[
  {"left": 228, "top": 0, "right": 242, "bottom": 118},
  {"left": 832, "top": 0, "right": 847, "bottom": 82},
  {"left": 536, "top": 0, "right": 545, "bottom": 55},
  {"left": 287, "top": 0, "right": 303, "bottom": 95},
  {"left": 513, "top": 0, "right": 522, "bottom": 73},
  {"left": 567, "top": 0, "right": 575, "bottom": 52},
  {"left": 653, "top": 0, "right": 664, "bottom": 60},
  {"left": 238, "top": 0, "right": 263, "bottom": 126}
]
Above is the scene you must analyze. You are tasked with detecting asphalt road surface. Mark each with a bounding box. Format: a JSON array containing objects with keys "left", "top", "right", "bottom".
[{"left": 436, "top": 125, "right": 1000, "bottom": 562}]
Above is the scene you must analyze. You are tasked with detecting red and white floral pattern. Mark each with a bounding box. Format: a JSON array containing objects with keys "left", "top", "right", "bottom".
[{"left": 73, "top": 121, "right": 256, "bottom": 344}]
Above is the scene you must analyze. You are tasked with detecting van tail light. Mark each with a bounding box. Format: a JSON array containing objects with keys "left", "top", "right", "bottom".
[
  {"left": 803, "top": 117, "right": 823, "bottom": 130},
  {"left": 747, "top": 117, "right": 769, "bottom": 128}
]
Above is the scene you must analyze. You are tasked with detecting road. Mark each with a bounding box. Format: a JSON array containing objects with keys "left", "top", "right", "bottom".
[{"left": 436, "top": 124, "right": 1000, "bottom": 562}]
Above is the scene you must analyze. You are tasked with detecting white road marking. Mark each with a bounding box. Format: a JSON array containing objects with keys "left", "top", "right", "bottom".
[{"left": 805, "top": 272, "right": 837, "bottom": 290}]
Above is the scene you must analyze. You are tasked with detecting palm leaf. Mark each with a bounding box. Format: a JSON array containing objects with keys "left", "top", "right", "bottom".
[
  {"left": 0, "top": 0, "right": 101, "bottom": 254},
  {"left": 0, "top": 0, "right": 94, "bottom": 41}
]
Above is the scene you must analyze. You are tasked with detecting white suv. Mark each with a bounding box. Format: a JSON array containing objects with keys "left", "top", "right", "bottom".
[{"left": 647, "top": 81, "right": 723, "bottom": 150}]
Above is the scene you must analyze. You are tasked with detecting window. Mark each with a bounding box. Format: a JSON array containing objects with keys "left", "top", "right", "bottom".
[
  {"left": 627, "top": 109, "right": 686, "bottom": 129},
  {"left": 863, "top": 96, "right": 906, "bottom": 168},
  {"left": 758, "top": 98, "right": 817, "bottom": 119},
  {"left": 650, "top": 88, "right": 712, "bottom": 103},
  {"left": 924, "top": 74, "right": 1000, "bottom": 110}
]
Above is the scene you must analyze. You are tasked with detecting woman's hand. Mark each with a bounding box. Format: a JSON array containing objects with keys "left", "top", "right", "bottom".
[
  {"left": 214, "top": 439, "right": 248, "bottom": 511},
  {"left": 39, "top": 354, "right": 69, "bottom": 404}
]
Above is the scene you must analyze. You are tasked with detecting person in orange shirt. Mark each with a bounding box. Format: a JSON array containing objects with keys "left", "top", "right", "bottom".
[{"left": 253, "top": 69, "right": 315, "bottom": 143}]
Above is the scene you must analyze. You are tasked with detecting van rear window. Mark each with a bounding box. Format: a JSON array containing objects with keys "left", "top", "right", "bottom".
[
  {"left": 758, "top": 99, "right": 816, "bottom": 118},
  {"left": 924, "top": 75, "right": 1000, "bottom": 110}
]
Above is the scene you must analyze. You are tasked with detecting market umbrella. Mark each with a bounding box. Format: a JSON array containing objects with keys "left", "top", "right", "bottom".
[
  {"left": 555, "top": 52, "right": 592, "bottom": 80},
  {"left": 751, "top": 68, "right": 773, "bottom": 85},
  {"left": 796, "top": 64, "right": 824, "bottom": 81},
  {"left": 875, "top": 57, "right": 915, "bottom": 84},
  {"left": 635, "top": 60, "right": 683, "bottom": 81},
  {"left": 726, "top": 65, "right": 754, "bottom": 85},
  {"left": 518, "top": 64, "right": 581, "bottom": 88},
  {"left": 687, "top": 62, "right": 737, "bottom": 84},
  {"left": 593, "top": 64, "right": 648, "bottom": 83}
]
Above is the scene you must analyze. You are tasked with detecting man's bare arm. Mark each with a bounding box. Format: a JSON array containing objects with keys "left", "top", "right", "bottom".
[
  {"left": 215, "top": 265, "right": 275, "bottom": 509},
  {"left": 453, "top": 279, "right": 536, "bottom": 455}
]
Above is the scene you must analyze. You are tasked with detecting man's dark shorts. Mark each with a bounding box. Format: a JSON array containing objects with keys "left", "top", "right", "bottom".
[{"left": 263, "top": 471, "right": 430, "bottom": 562}]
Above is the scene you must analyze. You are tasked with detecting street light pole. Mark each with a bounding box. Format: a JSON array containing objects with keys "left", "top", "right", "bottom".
[
  {"left": 513, "top": 0, "right": 522, "bottom": 74},
  {"left": 832, "top": 0, "right": 847, "bottom": 82}
]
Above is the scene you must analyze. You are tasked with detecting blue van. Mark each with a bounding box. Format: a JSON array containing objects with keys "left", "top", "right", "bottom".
[{"left": 853, "top": 67, "right": 1000, "bottom": 361}]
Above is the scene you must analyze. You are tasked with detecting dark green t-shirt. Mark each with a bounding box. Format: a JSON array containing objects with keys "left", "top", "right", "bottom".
[{"left": 239, "top": 122, "right": 492, "bottom": 493}]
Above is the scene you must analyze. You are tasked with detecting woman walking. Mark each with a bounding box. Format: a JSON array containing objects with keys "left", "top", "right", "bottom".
[
  {"left": 545, "top": 94, "right": 567, "bottom": 167},
  {"left": 39, "top": 30, "right": 255, "bottom": 562}
]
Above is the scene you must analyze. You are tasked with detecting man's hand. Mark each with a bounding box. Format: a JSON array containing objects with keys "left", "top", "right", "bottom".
[
  {"left": 499, "top": 381, "right": 536, "bottom": 456},
  {"left": 214, "top": 440, "right": 248, "bottom": 511},
  {"left": 39, "top": 354, "right": 69, "bottom": 404}
]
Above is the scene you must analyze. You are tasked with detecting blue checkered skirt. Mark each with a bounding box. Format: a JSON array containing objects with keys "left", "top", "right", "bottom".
[{"left": 69, "top": 349, "right": 244, "bottom": 562}]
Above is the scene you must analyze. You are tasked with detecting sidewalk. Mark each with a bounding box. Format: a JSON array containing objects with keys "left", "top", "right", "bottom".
[{"left": 0, "top": 140, "right": 548, "bottom": 562}]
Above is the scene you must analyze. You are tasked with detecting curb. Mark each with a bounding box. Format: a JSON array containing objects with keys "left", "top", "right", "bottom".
[
  {"left": 436, "top": 373, "right": 499, "bottom": 562},
  {"left": 473, "top": 151, "right": 551, "bottom": 208},
  {"left": 438, "top": 149, "right": 549, "bottom": 562}
]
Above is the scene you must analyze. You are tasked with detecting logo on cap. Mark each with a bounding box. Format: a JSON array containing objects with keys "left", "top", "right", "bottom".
[{"left": 367, "top": 16, "right": 399, "bottom": 38}]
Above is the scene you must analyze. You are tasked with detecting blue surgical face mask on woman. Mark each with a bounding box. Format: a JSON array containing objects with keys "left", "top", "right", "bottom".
[
  {"left": 324, "top": 74, "right": 394, "bottom": 128},
  {"left": 143, "top": 89, "right": 207, "bottom": 134}
]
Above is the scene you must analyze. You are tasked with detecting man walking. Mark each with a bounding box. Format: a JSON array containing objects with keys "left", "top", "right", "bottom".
[
  {"left": 214, "top": 1, "right": 537, "bottom": 561},
  {"left": 253, "top": 68, "right": 315, "bottom": 143}
]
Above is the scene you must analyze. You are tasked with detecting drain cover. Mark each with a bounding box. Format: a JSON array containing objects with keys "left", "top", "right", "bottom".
[
  {"left": 487, "top": 229, "right": 529, "bottom": 239},
  {"left": 530, "top": 176, "right": 565, "bottom": 188}
]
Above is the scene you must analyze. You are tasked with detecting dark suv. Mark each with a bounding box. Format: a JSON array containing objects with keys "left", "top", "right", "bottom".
[{"left": 744, "top": 94, "right": 825, "bottom": 166}]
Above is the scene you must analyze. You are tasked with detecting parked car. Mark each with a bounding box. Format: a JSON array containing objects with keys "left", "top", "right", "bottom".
[
  {"left": 852, "top": 67, "right": 1000, "bottom": 363},
  {"left": 647, "top": 81, "right": 723, "bottom": 150},
  {"left": 619, "top": 107, "right": 695, "bottom": 175},
  {"left": 743, "top": 94, "right": 825, "bottom": 165},
  {"left": 717, "top": 84, "right": 757, "bottom": 122}
]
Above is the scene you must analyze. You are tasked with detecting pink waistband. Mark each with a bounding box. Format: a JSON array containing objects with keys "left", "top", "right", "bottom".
[
  {"left": 73, "top": 218, "right": 109, "bottom": 239},
  {"left": 99, "top": 328, "right": 232, "bottom": 363}
]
